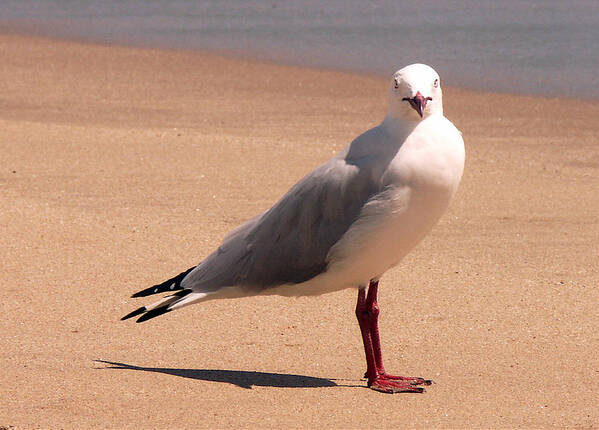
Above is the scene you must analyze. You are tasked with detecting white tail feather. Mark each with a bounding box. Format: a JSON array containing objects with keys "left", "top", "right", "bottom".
[
  {"left": 167, "top": 292, "right": 209, "bottom": 311},
  {"left": 145, "top": 295, "right": 180, "bottom": 312}
]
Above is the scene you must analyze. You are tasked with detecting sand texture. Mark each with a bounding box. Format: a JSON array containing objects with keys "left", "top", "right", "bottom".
[{"left": 1, "top": 34, "right": 598, "bottom": 429}]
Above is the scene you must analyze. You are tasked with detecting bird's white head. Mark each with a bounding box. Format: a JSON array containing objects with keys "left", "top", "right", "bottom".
[{"left": 387, "top": 63, "right": 443, "bottom": 122}]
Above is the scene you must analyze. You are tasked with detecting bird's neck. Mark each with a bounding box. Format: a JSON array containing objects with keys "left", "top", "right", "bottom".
[{"left": 381, "top": 115, "right": 420, "bottom": 137}]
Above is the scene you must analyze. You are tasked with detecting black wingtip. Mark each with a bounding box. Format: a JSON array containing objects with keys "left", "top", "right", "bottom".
[
  {"left": 121, "top": 306, "right": 146, "bottom": 321},
  {"left": 131, "top": 284, "right": 165, "bottom": 298},
  {"left": 135, "top": 306, "right": 171, "bottom": 323},
  {"left": 131, "top": 266, "right": 196, "bottom": 298}
]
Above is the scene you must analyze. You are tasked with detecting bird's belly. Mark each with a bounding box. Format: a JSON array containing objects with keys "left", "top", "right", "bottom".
[
  {"left": 376, "top": 189, "right": 452, "bottom": 266},
  {"left": 325, "top": 183, "right": 456, "bottom": 286}
]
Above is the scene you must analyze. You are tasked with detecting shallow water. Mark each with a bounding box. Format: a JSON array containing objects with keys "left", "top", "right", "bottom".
[{"left": 2, "top": 0, "right": 598, "bottom": 99}]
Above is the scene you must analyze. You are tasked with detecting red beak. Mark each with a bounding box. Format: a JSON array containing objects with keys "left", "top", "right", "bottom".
[{"left": 403, "top": 91, "right": 431, "bottom": 118}]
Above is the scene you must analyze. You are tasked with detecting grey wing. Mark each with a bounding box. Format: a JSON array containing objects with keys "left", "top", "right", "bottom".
[{"left": 182, "top": 157, "right": 378, "bottom": 293}]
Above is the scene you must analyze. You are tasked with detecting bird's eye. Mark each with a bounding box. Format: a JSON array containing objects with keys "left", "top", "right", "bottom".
[
  {"left": 394, "top": 79, "right": 399, "bottom": 89},
  {"left": 433, "top": 78, "right": 439, "bottom": 88}
]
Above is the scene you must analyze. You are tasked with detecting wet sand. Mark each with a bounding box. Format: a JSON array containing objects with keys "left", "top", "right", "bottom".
[{"left": 1, "top": 34, "right": 597, "bottom": 428}]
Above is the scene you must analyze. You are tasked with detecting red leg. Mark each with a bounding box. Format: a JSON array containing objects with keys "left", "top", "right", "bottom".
[
  {"left": 355, "top": 281, "right": 432, "bottom": 393},
  {"left": 355, "top": 288, "right": 378, "bottom": 383},
  {"left": 365, "top": 281, "right": 386, "bottom": 374}
]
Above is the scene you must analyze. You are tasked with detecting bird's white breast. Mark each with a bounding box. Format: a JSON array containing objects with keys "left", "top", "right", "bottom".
[{"left": 325, "top": 116, "right": 464, "bottom": 288}]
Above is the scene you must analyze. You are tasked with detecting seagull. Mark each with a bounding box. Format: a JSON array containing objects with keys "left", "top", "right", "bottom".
[{"left": 122, "top": 63, "right": 465, "bottom": 394}]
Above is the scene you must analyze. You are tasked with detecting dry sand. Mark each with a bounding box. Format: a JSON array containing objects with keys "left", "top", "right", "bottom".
[{"left": 1, "top": 34, "right": 598, "bottom": 429}]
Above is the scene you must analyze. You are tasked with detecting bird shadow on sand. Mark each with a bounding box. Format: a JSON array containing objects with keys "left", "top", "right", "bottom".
[{"left": 95, "top": 360, "right": 361, "bottom": 390}]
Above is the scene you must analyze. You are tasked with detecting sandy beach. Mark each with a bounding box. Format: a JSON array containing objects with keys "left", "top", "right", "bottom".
[{"left": 1, "top": 34, "right": 598, "bottom": 428}]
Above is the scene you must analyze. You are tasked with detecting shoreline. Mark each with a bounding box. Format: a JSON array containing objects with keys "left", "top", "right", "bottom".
[
  {"left": 1, "top": 33, "right": 597, "bottom": 429},
  {"left": 2, "top": 32, "right": 599, "bottom": 137},
  {"left": 3, "top": 30, "right": 599, "bottom": 104}
]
